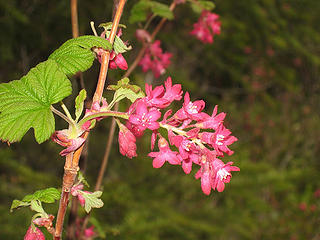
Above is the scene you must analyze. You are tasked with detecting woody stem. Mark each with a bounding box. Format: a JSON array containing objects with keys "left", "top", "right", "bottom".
[{"left": 53, "top": 1, "right": 126, "bottom": 239}]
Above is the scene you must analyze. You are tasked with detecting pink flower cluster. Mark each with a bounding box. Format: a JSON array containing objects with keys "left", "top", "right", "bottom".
[
  {"left": 118, "top": 77, "right": 239, "bottom": 195},
  {"left": 139, "top": 40, "right": 172, "bottom": 78},
  {"left": 190, "top": 10, "right": 221, "bottom": 44}
]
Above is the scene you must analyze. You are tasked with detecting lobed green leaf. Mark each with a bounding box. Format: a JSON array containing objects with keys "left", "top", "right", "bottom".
[
  {"left": 0, "top": 60, "right": 72, "bottom": 143},
  {"left": 33, "top": 187, "right": 60, "bottom": 203},
  {"left": 10, "top": 187, "right": 60, "bottom": 212},
  {"left": 10, "top": 200, "right": 30, "bottom": 212},
  {"left": 22, "top": 188, "right": 60, "bottom": 203},
  {"left": 81, "top": 191, "right": 104, "bottom": 213},
  {"left": 107, "top": 78, "right": 145, "bottom": 104},
  {"left": 49, "top": 35, "right": 112, "bottom": 76},
  {"left": 150, "top": 2, "right": 174, "bottom": 20}
]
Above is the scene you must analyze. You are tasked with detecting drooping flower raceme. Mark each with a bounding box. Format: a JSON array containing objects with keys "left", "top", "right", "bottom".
[
  {"left": 138, "top": 40, "right": 172, "bottom": 78},
  {"left": 190, "top": 10, "right": 221, "bottom": 44}
]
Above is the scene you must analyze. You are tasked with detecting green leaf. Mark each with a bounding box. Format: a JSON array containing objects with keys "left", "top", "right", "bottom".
[
  {"left": 30, "top": 200, "right": 45, "bottom": 213},
  {"left": 107, "top": 78, "right": 145, "bottom": 104},
  {"left": 49, "top": 35, "right": 112, "bottom": 76},
  {"left": 190, "top": 0, "right": 215, "bottom": 14},
  {"left": 81, "top": 191, "right": 104, "bottom": 213},
  {"left": 0, "top": 60, "right": 72, "bottom": 143},
  {"left": 10, "top": 188, "right": 60, "bottom": 212},
  {"left": 129, "top": 1, "right": 173, "bottom": 24},
  {"left": 75, "top": 89, "right": 87, "bottom": 121},
  {"left": 33, "top": 187, "right": 60, "bottom": 203},
  {"left": 129, "top": 0, "right": 150, "bottom": 24},
  {"left": 10, "top": 200, "right": 30, "bottom": 212},
  {"left": 150, "top": 2, "right": 174, "bottom": 20},
  {"left": 22, "top": 188, "right": 60, "bottom": 203},
  {"left": 113, "top": 35, "right": 132, "bottom": 55},
  {"left": 104, "top": 31, "right": 132, "bottom": 55}
]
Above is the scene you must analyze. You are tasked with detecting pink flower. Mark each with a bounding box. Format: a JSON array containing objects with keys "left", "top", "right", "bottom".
[
  {"left": 109, "top": 52, "right": 128, "bottom": 70},
  {"left": 148, "top": 136, "right": 180, "bottom": 168},
  {"left": 197, "top": 105, "right": 226, "bottom": 130},
  {"left": 195, "top": 161, "right": 213, "bottom": 195},
  {"left": 190, "top": 22, "right": 213, "bottom": 43},
  {"left": 175, "top": 92, "right": 207, "bottom": 121},
  {"left": 136, "top": 29, "right": 151, "bottom": 43},
  {"left": 51, "top": 130, "right": 86, "bottom": 156},
  {"left": 171, "top": 134, "right": 200, "bottom": 174},
  {"left": 144, "top": 77, "right": 182, "bottom": 109},
  {"left": 299, "top": 202, "right": 307, "bottom": 212},
  {"left": 24, "top": 226, "right": 45, "bottom": 240},
  {"left": 190, "top": 11, "right": 221, "bottom": 44},
  {"left": 139, "top": 40, "right": 172, "bottom": 78},
  {"left": 211, "top": 124, "right": 238, "bottom": 155},
  {"left": 126, "top": 121, "right": 145, "bottom": 138},
  {"left": 162, "top": 77, "right": 183, "bottom": 104},
  {"left": 145, "top": 83, "right": 167, "bottom": 108},
  {"left": 118, "top": 123, "right": 137, "bottom": 158},
  {"left": 84, "top": 226, "right": 96, "bottom": 238},
  {"left": 314, "top": 188, "right": 320, "bottom": 198},
  {"left": 129, "top": 101, "right": 161, "bottom": 132},
  {"left": 195, "top": 155, "right": 239, "bottom": 195},
  {"left": 211, "top": 159, "right": 239, "bottom": 192}
]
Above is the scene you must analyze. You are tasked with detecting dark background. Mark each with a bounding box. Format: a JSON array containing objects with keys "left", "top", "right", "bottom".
[{"left": 0, "top": 0, "right": 320, "bottom": 239}]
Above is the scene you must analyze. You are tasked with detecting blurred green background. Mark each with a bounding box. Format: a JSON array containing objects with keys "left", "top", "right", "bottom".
[{"left": 1, "top": 0, "right": 320, "bottom": 239}]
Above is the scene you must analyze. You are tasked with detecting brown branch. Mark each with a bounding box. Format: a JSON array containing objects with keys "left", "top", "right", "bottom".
[
  {"left": 70, "top": 0, "right": 79, "bottom": 38},
  {"left": 66, "top": 1, "right": 82, "bottom": 239},
  {"left": 53, "top": 1, "right": 127, "bottom": 239}
]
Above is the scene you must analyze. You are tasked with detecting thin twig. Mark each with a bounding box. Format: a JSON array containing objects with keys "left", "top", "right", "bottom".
[
  {"left": 70, "top": 0, "right": 79, "bottom": 38},
  {"left": 94, "top": 0, "right": 177, "bottom": 192}
]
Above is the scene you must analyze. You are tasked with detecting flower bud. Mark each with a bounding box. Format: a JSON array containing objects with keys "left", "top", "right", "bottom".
[{"left": 24, "top": 226, "right": 45, "bottom": 240}]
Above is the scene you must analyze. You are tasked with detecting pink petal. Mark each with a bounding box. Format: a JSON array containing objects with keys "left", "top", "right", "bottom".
[
  {"left": 152, "top": 156, "right": 166, "bottom": 168},
  {"left": 201, "top": 171, "right": 212, "bottom": 195}
]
